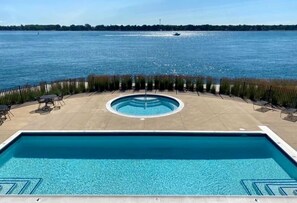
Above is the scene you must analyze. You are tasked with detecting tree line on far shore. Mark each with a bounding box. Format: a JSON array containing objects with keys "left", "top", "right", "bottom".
[{"left": 0, "top": 24, "right": 297, "bottom": 31}]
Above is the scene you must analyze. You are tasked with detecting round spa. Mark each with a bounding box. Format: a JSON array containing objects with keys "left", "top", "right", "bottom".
[{"left": 106, "top": 94, "right": 184, "bottom": 118}]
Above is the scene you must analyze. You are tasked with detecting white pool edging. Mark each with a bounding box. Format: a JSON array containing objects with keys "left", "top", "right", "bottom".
[
  {"left": 0, "top": 130, "right": 23, "bottom": 152},
  {"left": 1, "top": 196, "right": 297, "bottom": 203},
  {"left": 259, "top": 126, "right": 297, "bottom": 163},
  {"left": 105, "top": 93, "right": 184, "bottom": 119}
]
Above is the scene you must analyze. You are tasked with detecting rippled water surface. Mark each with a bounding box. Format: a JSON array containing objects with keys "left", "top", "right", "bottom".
[{"left": 0, "top": 31, "right": 297, "bottom": 89}]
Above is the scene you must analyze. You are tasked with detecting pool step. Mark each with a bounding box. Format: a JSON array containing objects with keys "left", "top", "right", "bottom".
[
  {"left": 241, "top": 179, "right": 297, "bottom": 196},
  {"left": 279, "top": 186, "right": 297, "bottom": 195},
  {"left": 266, "top": 183, "right": 297, "bottom": 195},
  {"left": 129, "top": 99, "right": 176, "bottom": 110},
  {"left": 115, "top": 100, "right": 160, "bottom": 108},
  {"left": 114, "top": 98, "right": 177, "bottom": 111},
  {"left": 0, "top": 183, "right": 16, "bottom": 195},
  {"left": 130, "top": 99, "right": 162, "bottom": 106},
  {"left": 0, "top": 178, "right": 42, "bottom": 195},
  {"left": 129, "top": 102, "right": 163, "bottom": 108}
]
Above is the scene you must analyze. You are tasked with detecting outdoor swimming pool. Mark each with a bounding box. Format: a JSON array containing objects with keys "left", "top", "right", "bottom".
[
  {"left": 0, "top": 129, "right": 297, "bottom": 196},
  {"left": 106, "top": 94, "right": 183, "bottom": 118}
]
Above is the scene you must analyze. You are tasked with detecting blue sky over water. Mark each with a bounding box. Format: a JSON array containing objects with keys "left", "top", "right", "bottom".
[{"left": 0, "top": 0, "right": 296, "bottom": 25}]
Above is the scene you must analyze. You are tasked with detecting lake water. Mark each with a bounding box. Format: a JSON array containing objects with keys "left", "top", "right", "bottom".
[{"left": 0, "top": 31, "right": 297, "bottom": 89}]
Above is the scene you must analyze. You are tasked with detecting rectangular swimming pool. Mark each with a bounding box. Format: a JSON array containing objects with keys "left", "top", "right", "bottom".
[{"left": 0, "top": 128, "right": 297, "bottom": 196}]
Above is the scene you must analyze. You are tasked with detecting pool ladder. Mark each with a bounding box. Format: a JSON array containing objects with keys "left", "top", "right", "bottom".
[{"left": 241, "top": 179, "right": 297, "bottom": 196}]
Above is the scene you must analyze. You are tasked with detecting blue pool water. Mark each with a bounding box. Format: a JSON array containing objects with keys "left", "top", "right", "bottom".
[
  {"left": 110, "top": 94, "right": 181, "bottom": 117},
  {"left": 1, "top": 31, "right": 297, "bottom": 89},
  {"left": 0, "top": 132, "right": 297, "bottom": 195}
]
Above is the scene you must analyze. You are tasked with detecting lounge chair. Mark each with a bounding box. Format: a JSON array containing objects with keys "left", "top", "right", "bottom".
[
  {"left": 253, "top": 100, "right": 272, "bottom": 110},
  {"left": 280, "top": 108, "right": 297, "bottom": 118},
  {"left": 280, "top": 99, "right": 297, "bottom": 120},
  {"left": 253, "top": 89, "right": 274, "bottom": 111}
]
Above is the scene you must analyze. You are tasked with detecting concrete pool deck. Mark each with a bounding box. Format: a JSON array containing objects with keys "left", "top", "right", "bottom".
[
  {"left": 1, "top": 90, "right": 296, "bottom": 150},
  {"left": 1, "top": 91, "right": 297, "bottom": 203}
]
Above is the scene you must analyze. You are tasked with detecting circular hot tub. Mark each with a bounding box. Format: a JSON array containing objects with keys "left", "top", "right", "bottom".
[{"left": 106, "top": 94, "right": 184, "bottom": 118}]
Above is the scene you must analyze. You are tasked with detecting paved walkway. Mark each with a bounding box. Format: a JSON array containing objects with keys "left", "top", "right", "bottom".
[{"left": 0, "top": 91, "right": 296, "bottom": 149}]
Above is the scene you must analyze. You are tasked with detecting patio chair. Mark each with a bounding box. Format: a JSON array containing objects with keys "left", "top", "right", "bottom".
[
  {"left": 54, "top": 94, "right": 65, "bottom": 106},
  {"left": 7, "top": 105, "right": 14, "bottom": 117},
  {"left": 0, "top": 105, "right": 13, "bottom": 120},
  {"left": 0, "top": 111, "right": 5, "bottom": 124},
  {"left": 37, "top": 97, "right": 46, "bottom": 110}
]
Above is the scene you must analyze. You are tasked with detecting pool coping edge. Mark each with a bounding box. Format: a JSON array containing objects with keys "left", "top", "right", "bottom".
[{"left": 259, "top": 125, "right": 297, "bottom": 163}]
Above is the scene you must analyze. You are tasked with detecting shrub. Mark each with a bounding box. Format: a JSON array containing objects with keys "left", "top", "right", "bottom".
[
  {"left": 147, "top": 77, "right": 153, "bottom": 91},
  {"left": 135, "top": 75, "right": 146, "bottom": 90},
  {"left": 185, "top": 76, "right": 195, "bottom": 92},
  {"left": 0, "top": 90, "right": 22, "bottom": 105},
  {"left": 49, "top": 82, "right": 63, "bottom": 95},
  {"left": 196, "top": 77, "right": 204, "bottom": 92},
  {"left": 219, "top": 78, "right": 230, "bottom": 95},
  {"left": 167, "top": 76, "right": 174, "bottom": 91},
  {"left": 77, "top": 79, "right": 86, "bottom": 93},
  {"left": 154, "top": 77, "right": 160, "bottom": 90},
  {"left": 156, "top": 75, "right": 174, "bottom": 91},
  {"left": 246, "top": 84, "right": 256, "bottom": 100},
  {"left": 1, "top": 75, "right": 297, "bottom": 109},
  {"left": 109, "top": 76, "right": 120, "bottom": 91},
  {"left": 20, "top": 86, "right": 42, "bottom": 102},
  {"left": 120, "top": 76, "right": 132, "bottom": 91},
  {"left": 206, "top": 77, "right": 212, "bottom": 92},
  {"left": 230, "top": 80, "right": 241, "bottom": 97},
  {"left": 210, "top": 85, "right": 216, "bottom": 94},
  {"left": 39, "top": 82, "right": 46, "bottom": 94},
  {"left": 175, "top": 76, "right": 184, "bottom": 91},
  {"left": 240, "top": 82, "right": 247, "bottom": 98}
]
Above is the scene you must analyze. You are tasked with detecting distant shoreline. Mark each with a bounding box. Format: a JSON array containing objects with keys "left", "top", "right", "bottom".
[{"left": 1, "top": 24, "right": 297, "bottom": 31}]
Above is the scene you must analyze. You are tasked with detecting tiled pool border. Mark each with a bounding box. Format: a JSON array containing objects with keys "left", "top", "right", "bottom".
[{"left": 0, "top": 126, "right": 297, "bottom": 202}]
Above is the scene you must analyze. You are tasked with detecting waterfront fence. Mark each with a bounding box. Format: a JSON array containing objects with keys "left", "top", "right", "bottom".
[{"left": 1, "top": 75, "right": 297, "bottom": 108}]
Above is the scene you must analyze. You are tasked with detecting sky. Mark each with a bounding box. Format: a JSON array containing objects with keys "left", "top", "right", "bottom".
[{"left": 0, "top": 0, "right": 296, "bottom": 25}]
